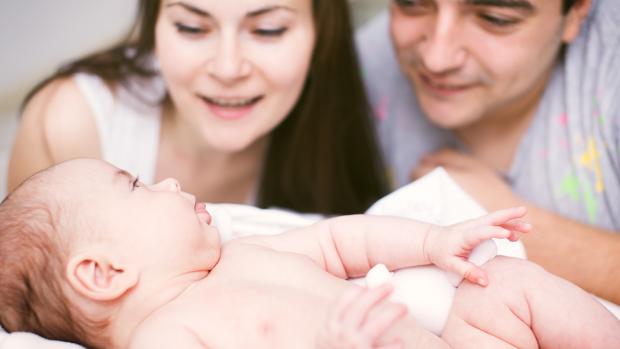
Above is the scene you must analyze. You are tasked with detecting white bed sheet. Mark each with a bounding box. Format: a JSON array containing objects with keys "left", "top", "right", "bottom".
[{"left": 1, "top": 168, "right": 618, "bottom": 348}]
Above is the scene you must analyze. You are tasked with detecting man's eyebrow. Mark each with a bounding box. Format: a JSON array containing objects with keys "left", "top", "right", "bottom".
[
  {"left": 166, "top": 1, "right": 210, "bottom": 17},
  {"left": 465, "top": 0, "right": 535, "bottom": 12}
]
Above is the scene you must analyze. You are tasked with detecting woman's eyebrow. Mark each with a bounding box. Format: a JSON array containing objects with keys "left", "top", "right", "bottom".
[
  {"left": 165, "top": 2, "right": 295, "bottom": 19},
  {"left": 166, "top": 1, "right": 210, "bottom": 17},
  {"left": 247, "top": 5, "right": 295, "bottom": 18}
]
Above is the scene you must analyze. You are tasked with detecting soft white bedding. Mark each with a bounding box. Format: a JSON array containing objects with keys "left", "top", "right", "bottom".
[{"left": 1, "top": 168, "right": 618, "bottom": 348}]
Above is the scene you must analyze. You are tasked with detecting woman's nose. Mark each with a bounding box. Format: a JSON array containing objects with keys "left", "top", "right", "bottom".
[
  {"left": 206, "top": 31, "right": 251, "bottom": 83},
  {"left": 150, "top": 178, "right": 181, "bottom": 193}
]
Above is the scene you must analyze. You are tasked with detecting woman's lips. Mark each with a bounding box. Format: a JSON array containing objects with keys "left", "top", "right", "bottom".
[
  {"left": 199, "top": 95, "right": 264, "bottom": 120},
  {"left": 194, "top": 202, "right": 212, "bottom": 225}
]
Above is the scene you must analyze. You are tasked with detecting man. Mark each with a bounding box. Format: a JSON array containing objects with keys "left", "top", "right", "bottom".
[{"left": 357, "top": 0, "right": 620, "bottom": 304}]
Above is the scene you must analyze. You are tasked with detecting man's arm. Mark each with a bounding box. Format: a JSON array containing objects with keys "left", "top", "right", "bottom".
[{"left": 523, "top": 206, "right": 620, "bottom": 304}]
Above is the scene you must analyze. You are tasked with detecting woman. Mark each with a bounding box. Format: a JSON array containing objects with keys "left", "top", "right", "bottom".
[{"left": 8, "top": 0, "right": 387, "bottom": 214}]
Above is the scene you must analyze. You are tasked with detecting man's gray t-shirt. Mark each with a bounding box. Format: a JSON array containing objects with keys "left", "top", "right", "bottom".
[{"left": 357, "top": 0, "right": 620, "bottom": 231}]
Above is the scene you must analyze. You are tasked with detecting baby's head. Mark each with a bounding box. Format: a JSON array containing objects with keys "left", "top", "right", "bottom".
[{"left": 0, "top": 159, "right": 221, "bottom": 348}]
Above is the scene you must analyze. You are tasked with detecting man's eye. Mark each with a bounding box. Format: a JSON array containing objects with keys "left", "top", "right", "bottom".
[
  {"left": 478, "top": 14, "right": 519, "bottom": 27},
  {"left": 253, "top": 28, "right": 288, "bottom": 37},
  {"left": 394, "top": 0, "right": 419, "bottom": 7},
  {"left": 174, "top": 23, "right": 206, "bottom": 35},
  {"left": 393, "top": 0, "right": 433, "bottom": 15}
]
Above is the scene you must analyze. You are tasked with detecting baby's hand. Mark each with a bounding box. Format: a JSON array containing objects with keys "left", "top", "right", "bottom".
[
  {"left": 317, "top": 284, "right": 406, "bottom": 349},
  {"left": 425, "top": 206, "right": 531, "bottom": 287}
]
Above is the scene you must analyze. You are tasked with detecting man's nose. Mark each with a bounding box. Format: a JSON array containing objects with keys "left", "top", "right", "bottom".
[
  {"left": 206, "top": 31, "right": 251, "bottom": 84},
  {"left": 418, "top": 11, "right": 466, "bottom": 74}
]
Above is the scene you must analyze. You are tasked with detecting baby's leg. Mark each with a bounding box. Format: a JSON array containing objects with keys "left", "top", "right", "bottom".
[{"left": 442, "top": 256, "right": 620, "bottom": 349}]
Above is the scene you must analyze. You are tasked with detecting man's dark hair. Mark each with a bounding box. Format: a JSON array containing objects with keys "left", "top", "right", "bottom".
[{"left": 563, "top": 0, "right": 578, "bottom": 14}]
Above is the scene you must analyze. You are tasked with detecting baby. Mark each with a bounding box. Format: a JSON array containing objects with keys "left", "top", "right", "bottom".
[{"left": 0, "top": 159, "right": 618, "bottom": 349}]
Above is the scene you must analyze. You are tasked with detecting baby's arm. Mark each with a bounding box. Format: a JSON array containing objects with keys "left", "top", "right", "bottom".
[{"left": 240, "top": 207, "right": 530, "bottom": 285}]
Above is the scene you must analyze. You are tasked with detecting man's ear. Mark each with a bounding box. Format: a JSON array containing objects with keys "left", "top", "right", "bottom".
[
  {"left": 562, "top": 0, "right": 593, "bottom": 43},
  {"left": 66, "top": 253, "right": 139, "bottom": 302}
]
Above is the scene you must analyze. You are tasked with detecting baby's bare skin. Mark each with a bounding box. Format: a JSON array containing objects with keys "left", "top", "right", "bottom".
[
  {"left": 7, "top": 160, "right": 617, "bottom": 349},
  {"left": 131, "top": 241, "right": 448, "bottom": 348},
  {"left": 131, "top": 246, "right": 620, "bottom": 349}
]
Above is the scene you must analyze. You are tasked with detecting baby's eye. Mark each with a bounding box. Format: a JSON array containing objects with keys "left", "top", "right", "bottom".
[{"left": 131, "top": 176, "right": 142, "bottom": 191}]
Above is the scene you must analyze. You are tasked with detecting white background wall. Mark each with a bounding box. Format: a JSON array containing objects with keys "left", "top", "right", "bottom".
[{"left": 0, "top": 0, "right": 388, "bottom": 200}]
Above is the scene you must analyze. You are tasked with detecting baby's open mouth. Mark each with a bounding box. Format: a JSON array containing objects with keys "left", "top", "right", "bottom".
[{"left": 194, "top": 202, "right": 212, "bottom": 225}]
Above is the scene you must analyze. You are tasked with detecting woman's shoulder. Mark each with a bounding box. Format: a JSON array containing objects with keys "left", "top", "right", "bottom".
[
  {"left": 25, "top": 76, "right": 101, "bottom": 151},
  {"left": 8, "top": 76, "right": 101, "bottom": 191}
]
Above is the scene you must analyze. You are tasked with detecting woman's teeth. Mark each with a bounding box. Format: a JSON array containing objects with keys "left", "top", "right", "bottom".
[{"left": 205, "top": 96, "right": 260, "bottom": 108}]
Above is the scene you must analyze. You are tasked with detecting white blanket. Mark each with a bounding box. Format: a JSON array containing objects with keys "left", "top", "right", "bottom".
[{"left": 1, "top": 168, "right": 617, "bottom": 348}]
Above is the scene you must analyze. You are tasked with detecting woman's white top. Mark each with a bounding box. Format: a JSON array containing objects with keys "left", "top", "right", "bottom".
[{"left": 73, "top": 72, "right": 164, "bottom": 183}]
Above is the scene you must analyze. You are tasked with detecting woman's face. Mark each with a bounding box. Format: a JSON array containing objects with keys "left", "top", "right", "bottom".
[{"left": 155, "top": 0, "right": 315, "bottom": 152}]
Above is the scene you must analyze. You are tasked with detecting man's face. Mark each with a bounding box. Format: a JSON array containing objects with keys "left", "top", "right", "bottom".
[
  {"left": 390, "top": 0, "right": 574, "bottom": 129},
  {"left": 53, "top": 159, "right": 221, "bottom": 278}
]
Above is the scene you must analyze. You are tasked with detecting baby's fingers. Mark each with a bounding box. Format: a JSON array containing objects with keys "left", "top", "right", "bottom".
[
  {"left": 342, "top": 283, "right": 395, "bottom": 328},
  {"left": 332, "top": 286, "right": 364, "bottom": 321},
  {"left": 448, "top": 258, "right": 489, "bottom": 286},
  {"left": 464, "top": 226, "right": 514, "bottom": 248},
  {"left": 361, "top": 302, "right": 407, "bottom": 341},
  {"left": 479, "top": 206, "right": 527, "bottom": 226},
  {"left": 500, "top": 220, "right": 532, "bottom": 235}
]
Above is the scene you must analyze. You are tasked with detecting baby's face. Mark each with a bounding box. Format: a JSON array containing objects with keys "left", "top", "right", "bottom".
[{"left": 52, "top": 159, "right": 221, "bottom": 277}]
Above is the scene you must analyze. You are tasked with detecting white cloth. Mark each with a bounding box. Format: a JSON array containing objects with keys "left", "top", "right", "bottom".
[
  {"left": 0, "top": 328, "right": 82, "bottom": 349},
  {"left": 73, "top": 73, "right": 163, "bottom": 184}
]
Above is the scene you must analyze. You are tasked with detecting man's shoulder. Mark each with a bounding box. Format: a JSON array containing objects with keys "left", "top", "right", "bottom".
[
  {"left": 572, "top": 0, "right": 620, "bottom": 51},
  {"left": 593, "top": 0, "right": 620, "bottom": 28}
]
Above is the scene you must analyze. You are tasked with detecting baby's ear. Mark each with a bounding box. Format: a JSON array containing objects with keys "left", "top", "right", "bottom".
[{"left": 66, "top": 253, "right": 139, "bottom": 302}]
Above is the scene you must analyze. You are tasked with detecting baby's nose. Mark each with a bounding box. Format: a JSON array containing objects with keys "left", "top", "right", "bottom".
[{"left": 151, "top": 178, "right": 181, "bottom": 193}]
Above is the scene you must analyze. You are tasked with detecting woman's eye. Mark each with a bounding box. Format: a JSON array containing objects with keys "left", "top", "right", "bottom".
[
  {"left": 253, "top": 28, "right": 288, "bottom": 37},
  {"left": 174, "top": 23, "right": 206, "bottom": 35}
]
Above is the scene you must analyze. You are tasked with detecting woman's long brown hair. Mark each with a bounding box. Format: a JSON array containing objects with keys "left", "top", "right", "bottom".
[{"left": 22, "top": 0, "right": 389, "bottom": 215}]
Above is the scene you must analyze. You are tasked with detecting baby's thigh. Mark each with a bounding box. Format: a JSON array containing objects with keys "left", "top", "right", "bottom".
[{"left": 441, "top": 257, "right": 539, "bottom": 349}]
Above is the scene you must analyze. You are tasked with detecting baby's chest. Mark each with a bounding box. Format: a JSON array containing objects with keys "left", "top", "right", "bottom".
[{"left": 178, "top": 284, "right": 331, "bottom": 348}]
